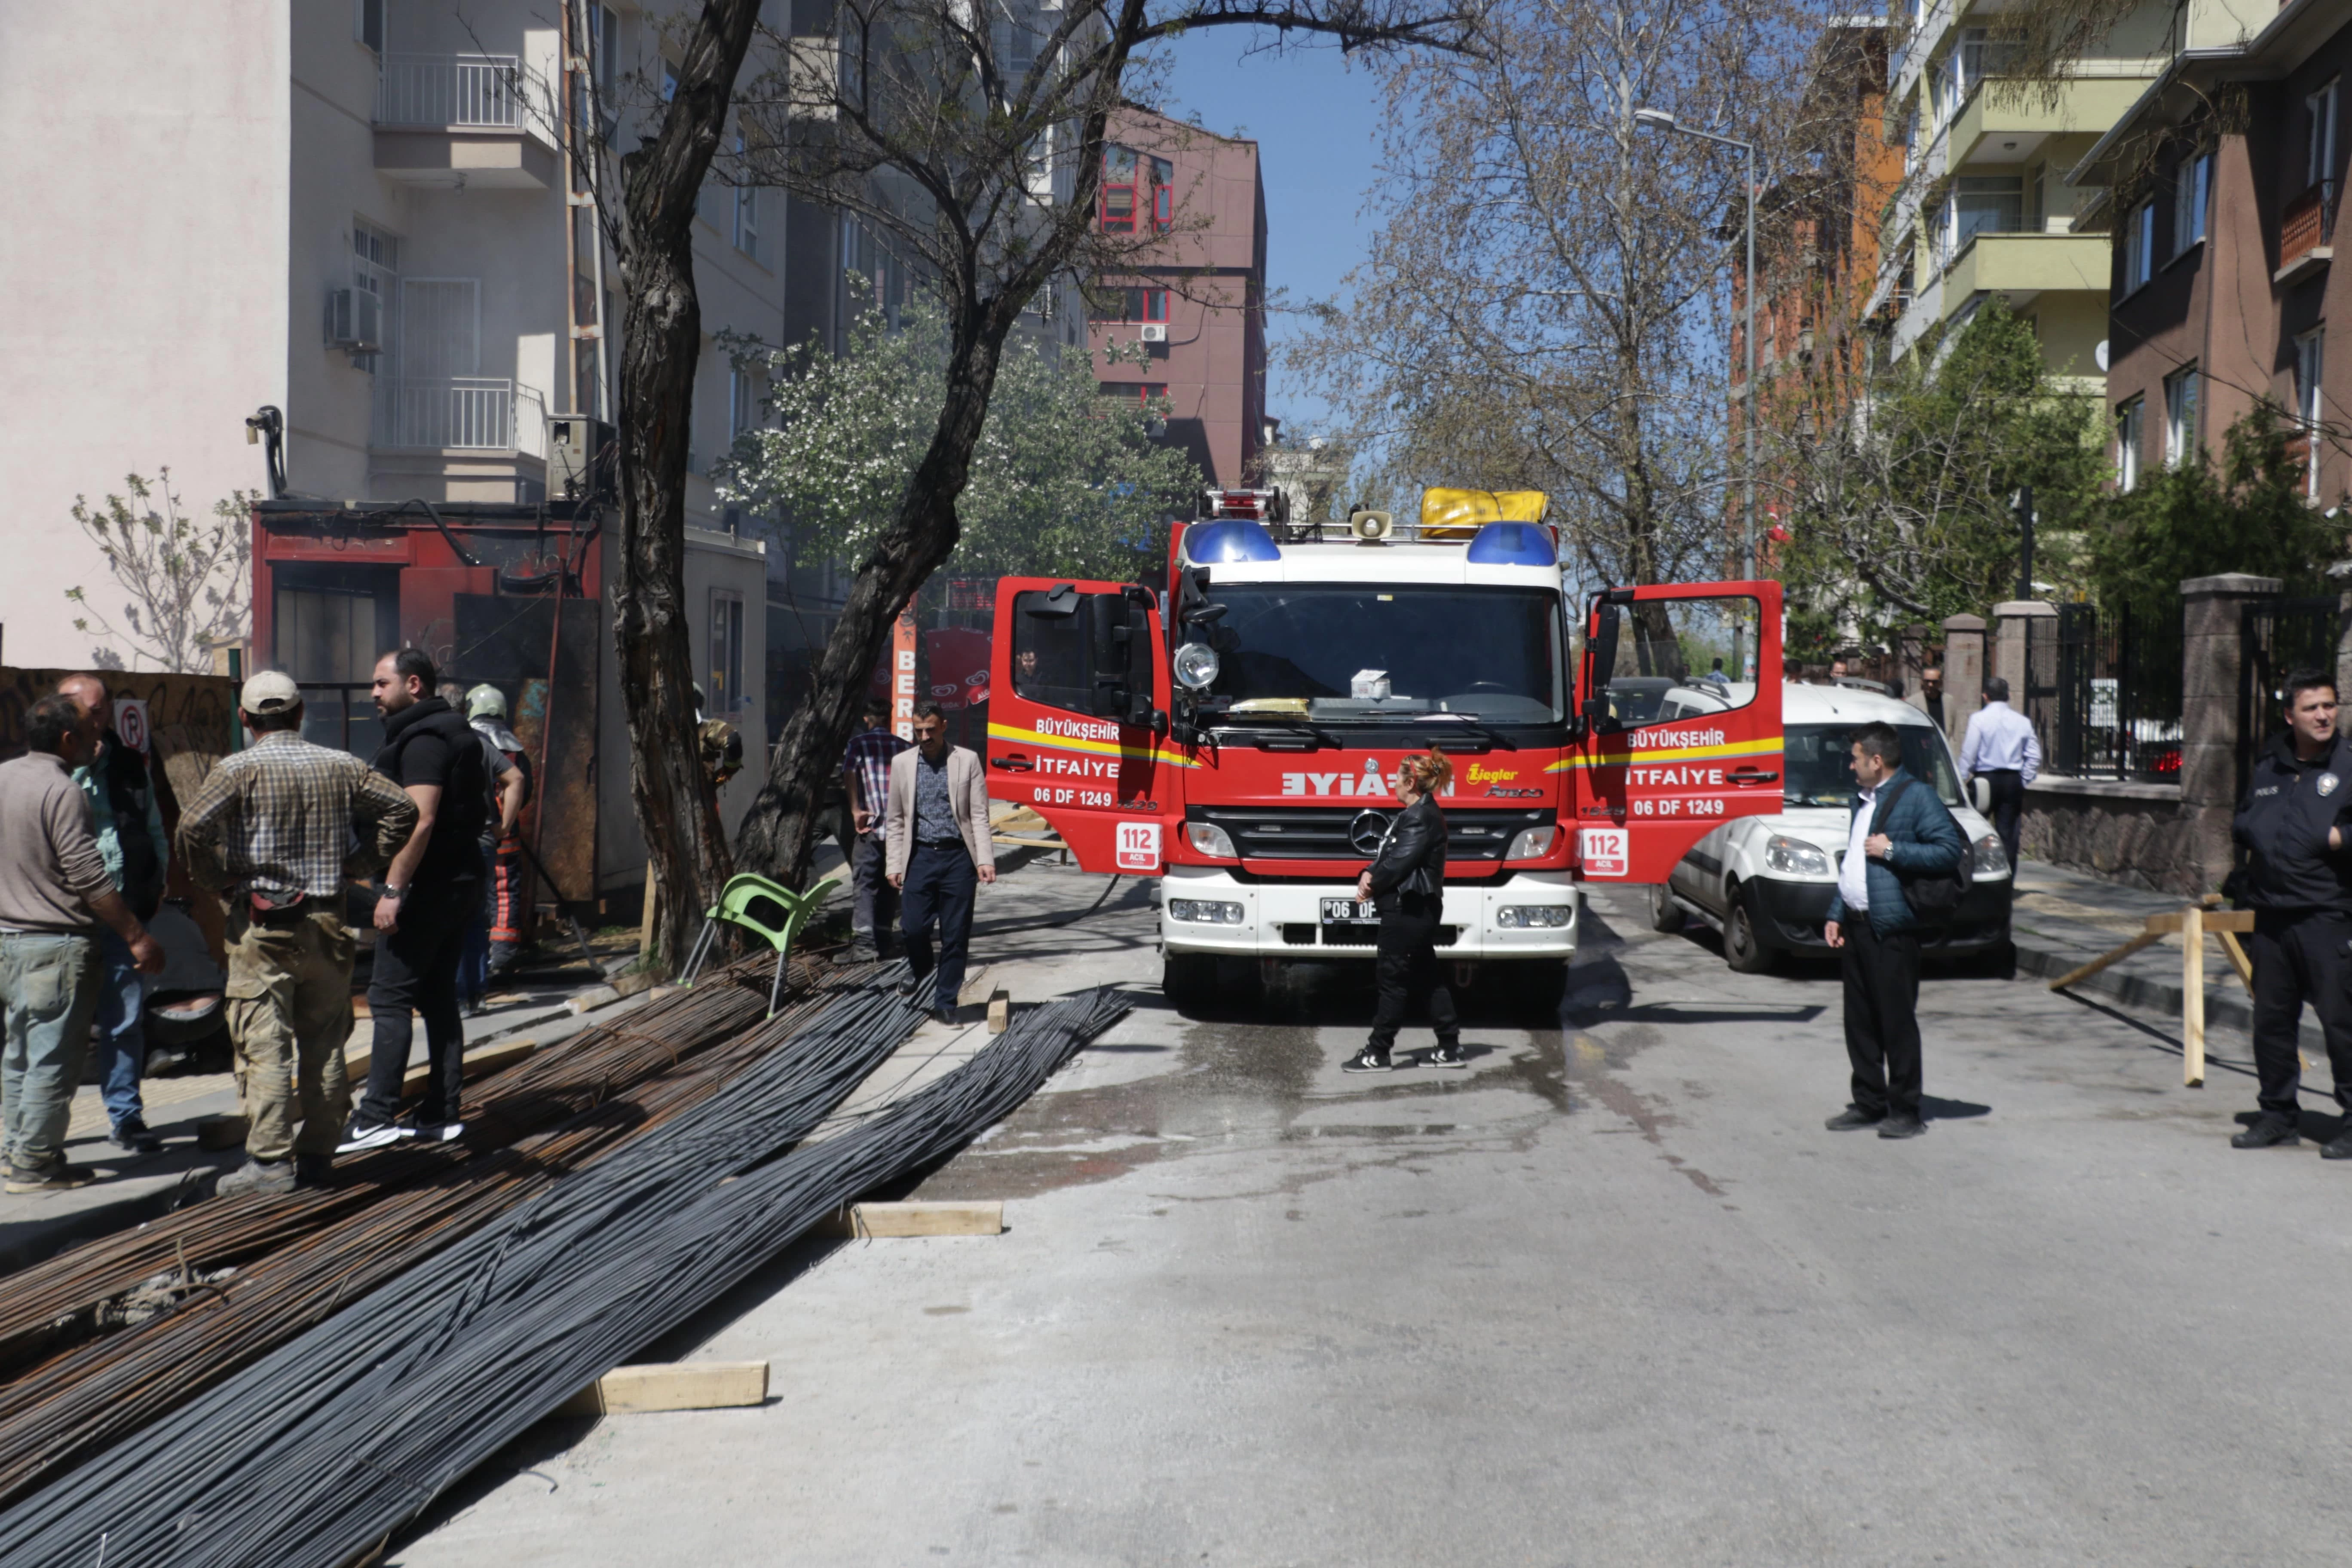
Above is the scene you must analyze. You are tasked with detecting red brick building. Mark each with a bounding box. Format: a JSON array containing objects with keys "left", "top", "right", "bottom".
[
  {"left": 2073, "top": 0, "right": 2352, "bottom": 496},
  {"left": 1087, "top": 107, "right": 1269, "bottom": 488}
]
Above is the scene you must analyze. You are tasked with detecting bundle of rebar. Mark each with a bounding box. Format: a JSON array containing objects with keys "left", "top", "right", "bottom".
[
  {"left": 0, "top": 959, "right": 887, "bottom": 1508},
  {"left": 0, "top": 986, "right": 1123, "bottom": 1568}
]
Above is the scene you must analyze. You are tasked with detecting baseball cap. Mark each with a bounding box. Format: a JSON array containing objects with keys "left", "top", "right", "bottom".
[
  {"left": 466, "top": 683, "right": 508, "bottom": 720},
  {"left": 239, "top": 670, "right": 303, "bottom": 716}
]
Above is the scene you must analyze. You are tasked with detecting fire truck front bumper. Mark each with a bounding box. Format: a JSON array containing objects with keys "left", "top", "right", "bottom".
[{"left": 1157, "top": 868, "right": 1580, "bottom": 960}]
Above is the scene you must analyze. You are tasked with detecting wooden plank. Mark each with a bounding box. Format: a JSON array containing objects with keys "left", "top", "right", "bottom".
[
  {"left": 2047, "top": 928, "right": 2163, "bottom": 990},
  {"left": 823, "top": 1200, "right": 1004, "bottom": 1237},
  {"left": 986, "top": 989, "right": 1011, "bottom": 1034},
  {"left": 2183, "top": 903, "right": 2205, "bottom": 1088},
  {"left": 2217, "top": 929, "right": 2255, "bottom": 993},
  {"left": 2144, "top": 909, "right": 2253, "bottom": 934},
  {"left": 551, "top": 1360, "right": 769, "bottom": 1418}
]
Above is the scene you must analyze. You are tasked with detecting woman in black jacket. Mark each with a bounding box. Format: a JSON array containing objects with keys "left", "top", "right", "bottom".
[{"left": 1345, "top": 749, "right": 1462, "bottom": 1072}]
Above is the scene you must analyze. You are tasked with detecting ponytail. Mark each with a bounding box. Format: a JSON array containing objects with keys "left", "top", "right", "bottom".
[{"left": 1400, "top": 747, "right": 1453, "bottom": 797}]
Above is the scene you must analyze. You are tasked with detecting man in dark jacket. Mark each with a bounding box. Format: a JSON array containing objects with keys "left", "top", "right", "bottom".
[
  {"left": 1824, "top": 722, "right": 1965, "bottom": 1139},
  {"left": 2228, "top": 669, "right": 2352, "bottom": 1157},
  {"left": 344, "top": 649, "right": 488, "bottom": 1150}
]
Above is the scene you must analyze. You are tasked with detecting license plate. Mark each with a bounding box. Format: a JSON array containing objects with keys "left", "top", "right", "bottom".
[{"left": 1320, "top": 898, "right": 1378, "bottom": 925}]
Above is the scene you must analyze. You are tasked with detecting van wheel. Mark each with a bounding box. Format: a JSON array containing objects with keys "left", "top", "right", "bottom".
[
  {"left": 1162, "top": 953, "right": 1215, "bottom": 1016},
  {"left": 1722, "top": 883, "right": 1777, "bottom": 974},
  {"left": 1647, "top": 884, "right": 1685, "bottom": 933}
]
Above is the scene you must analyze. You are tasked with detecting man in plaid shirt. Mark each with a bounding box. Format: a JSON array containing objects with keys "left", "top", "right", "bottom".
[
  {"left": 842, "top": 698, "right": 911, "bottom": 956},
  {"left": 176, "top": 672, "right": 416, "bottom": 1196}
]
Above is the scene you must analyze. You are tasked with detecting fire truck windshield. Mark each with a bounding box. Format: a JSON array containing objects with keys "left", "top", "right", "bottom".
[{"left": 1199, "top": 584, "right": 1564, "bottom": 724}]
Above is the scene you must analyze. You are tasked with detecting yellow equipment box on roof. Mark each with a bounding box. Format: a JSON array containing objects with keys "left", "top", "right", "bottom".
[{"left": 1419, "top": 487, "right": 1549, "bottom": 539}]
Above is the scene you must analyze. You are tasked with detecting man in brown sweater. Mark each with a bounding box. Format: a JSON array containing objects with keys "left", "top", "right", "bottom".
[{"left": 1, "top": 695, "right": 164, "bottom": 1193}]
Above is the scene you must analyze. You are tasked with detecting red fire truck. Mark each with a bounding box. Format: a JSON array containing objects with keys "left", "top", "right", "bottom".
[{"left": 986, "top": 488, "right": 1784, "bottom": 1009}]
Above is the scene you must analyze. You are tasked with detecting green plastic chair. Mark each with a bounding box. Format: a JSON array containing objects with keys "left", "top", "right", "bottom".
[{"left": 678, "top": 870, "right": 845, "bottom": 1016}]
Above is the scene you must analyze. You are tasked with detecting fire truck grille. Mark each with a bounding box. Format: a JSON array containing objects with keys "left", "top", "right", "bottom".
[{"left": 1189, "top": 806, "right": 1552, "bottom": 863}]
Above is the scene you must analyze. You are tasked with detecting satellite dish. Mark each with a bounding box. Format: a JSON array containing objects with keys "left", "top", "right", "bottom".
[{"left": 2094, "top": 339, "right": 2110, "bottom": 372}]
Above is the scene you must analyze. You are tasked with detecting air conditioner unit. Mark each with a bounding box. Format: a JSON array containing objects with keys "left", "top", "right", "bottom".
[
  {"left": 1138, "top": 323, "right": 1168, "bottom": 344},
  {"left": 547, "top": 415, "right": 617, "bottom": 502},
  {"left": 326, "top": 288, "right": 383, "bottom": 353}
]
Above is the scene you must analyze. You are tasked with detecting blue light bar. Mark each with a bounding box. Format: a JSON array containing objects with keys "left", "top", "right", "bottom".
[
  {"left": 1465, "top": 521, "right": 1558, "bottom": 567},
  {"left": 1185, "top": 518, "right": 1283, "bottom": 564}
]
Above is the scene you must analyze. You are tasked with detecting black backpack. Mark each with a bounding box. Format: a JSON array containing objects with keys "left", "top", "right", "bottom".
[{"left": 1879, "top": 775, "right": 1972, "bottom": 922}]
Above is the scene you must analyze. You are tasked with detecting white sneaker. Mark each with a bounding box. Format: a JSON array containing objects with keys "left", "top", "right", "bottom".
[
  {"left": 336, "top": 1120, "right": 413, "bottom": 1154},
  {"left": 414, "top": 1120, "right": 464, "bottom": 1143}
]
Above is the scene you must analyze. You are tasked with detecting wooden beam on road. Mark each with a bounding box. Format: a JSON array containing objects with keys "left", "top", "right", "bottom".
[
  {"left": 2183, "top": 903, "right": 2206, "bottom": 1087},
  {"left": 821, "top": 1200, "right": 1005, "bottom": 1238},
  {"left": 552, "top": 1360, "right": 770, "bottom": 1418}
]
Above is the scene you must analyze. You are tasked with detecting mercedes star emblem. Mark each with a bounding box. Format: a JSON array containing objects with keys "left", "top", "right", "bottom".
[{"left": 1348, "top": 808, "right": 1394, "bottom": 856}]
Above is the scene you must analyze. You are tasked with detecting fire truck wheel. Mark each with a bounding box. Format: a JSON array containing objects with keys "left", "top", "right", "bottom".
[
  {"left": 1721, "top": 882, "right": 1778, "bottom": 975},
  {"left": 1647, "top": 884, "right": 1685, "bottom": 934},
  {"left": 1162, "top": 952, "right": 1216, "bottom": 1016}
]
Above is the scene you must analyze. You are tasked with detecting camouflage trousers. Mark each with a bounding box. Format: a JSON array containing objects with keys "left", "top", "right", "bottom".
[{"left": 225, "top": 907, "right": 355, "bottom": 1162}]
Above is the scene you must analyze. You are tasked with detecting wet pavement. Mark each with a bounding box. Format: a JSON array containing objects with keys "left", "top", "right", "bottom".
[{"left": 397, "top": 861, "right": 2352, "bottom": 1568}]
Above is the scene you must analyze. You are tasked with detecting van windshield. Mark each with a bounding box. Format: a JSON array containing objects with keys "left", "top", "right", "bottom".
[
  {"left": 1196, "top": 584, "right": 1564, "bottom": 723},
  {"left": 1784, "top": 723, "right": 1962, "bottom": 808}
]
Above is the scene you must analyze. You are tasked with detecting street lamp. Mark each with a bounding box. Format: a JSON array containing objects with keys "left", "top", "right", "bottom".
[{"left": 1635, "top": 107, "right": 1758, "bottom": 583}]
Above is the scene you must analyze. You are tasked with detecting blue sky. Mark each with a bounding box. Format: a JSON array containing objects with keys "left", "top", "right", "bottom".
[{"left": 1156, "top": 37, "right": 1384, "bottom": 434}]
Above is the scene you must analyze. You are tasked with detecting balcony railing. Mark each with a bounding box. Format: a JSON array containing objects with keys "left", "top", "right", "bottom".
[
  {"left": 374, "top": 378, "right": 544, "bottom": 454},
  {"left": 2281, "top": 181, "right": 2337, "bottom": 272},
  {"left": 376, "top": 54, "right": 527, "bottom": 128}
]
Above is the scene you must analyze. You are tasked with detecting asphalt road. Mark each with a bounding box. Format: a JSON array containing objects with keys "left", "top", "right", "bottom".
[{"left": 396, "top": 866, "right": 2352, "bottom": 1567}]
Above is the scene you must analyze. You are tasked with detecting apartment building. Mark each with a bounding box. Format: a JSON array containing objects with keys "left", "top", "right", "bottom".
[
  {"left": 1873, "top": 1, "right": 2269, "bottom": 383},
  {"left": 2068, "top": 0, "right": 2352, "bottom": 499},
  {"left": 1086, "top": 107, "right": 1268, "bottom": 488}
]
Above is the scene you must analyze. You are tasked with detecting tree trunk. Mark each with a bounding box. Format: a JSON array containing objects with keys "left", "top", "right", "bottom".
[
  {"left": 733, "top": 306, "right": 1013, "bottom": 890},
  {"left": 610, "top": 0, "right": 766, "bottom": 967}
]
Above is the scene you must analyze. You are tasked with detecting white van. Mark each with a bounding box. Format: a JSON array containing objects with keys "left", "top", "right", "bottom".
[{"left": 1650, "top": 684, "right": 2014, "bottom": 971}]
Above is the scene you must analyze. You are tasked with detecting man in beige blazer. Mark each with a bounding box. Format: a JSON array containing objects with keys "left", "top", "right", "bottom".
[{"left": 885, "top": 701, "right": 995, "bottom": 1022}]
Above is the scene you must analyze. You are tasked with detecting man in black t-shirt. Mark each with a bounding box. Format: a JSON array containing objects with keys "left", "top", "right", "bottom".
[{"left": 343, "top": 649, "right": 489, "bottom": 1151}]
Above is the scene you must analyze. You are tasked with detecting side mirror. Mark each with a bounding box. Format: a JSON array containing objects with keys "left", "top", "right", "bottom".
[
  {"left": 1971, "top": 775, "right": 1993, "bottom": 815},
  {"left": 1583, "top": 601, "right": 1622, "bottom": 729}
]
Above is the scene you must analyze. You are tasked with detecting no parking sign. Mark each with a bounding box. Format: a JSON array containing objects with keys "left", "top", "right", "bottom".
[{"left": 112, "top": 699, "right": 150, "bottom": 754}]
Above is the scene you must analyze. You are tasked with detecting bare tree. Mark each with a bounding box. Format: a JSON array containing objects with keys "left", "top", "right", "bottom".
[
  {"left": 64, "top": 469, "right": 254, "bottom": 673},
  {"left": 1292, "top": 0, "right": 1837, "bottom": 594}
]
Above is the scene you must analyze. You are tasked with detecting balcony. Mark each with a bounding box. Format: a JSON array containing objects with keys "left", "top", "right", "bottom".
[
  {"left": 374, "top": 379, "right": 547, "bottom": 456},
  {"left": 2277, "top": 181, "right": 2335, "bottom": 287},
  {"left": 373, "top": 54, "right": 556, "bottom": 189},
  {"left": 1945, "top": 74, "right": 2153, "bottom": 167},
  {"left": 1944, "top": 230, "right": 2108, "bottom": 303}
]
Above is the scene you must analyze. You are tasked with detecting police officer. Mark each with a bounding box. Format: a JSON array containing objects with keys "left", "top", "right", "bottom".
[{"left": 2230, "top": 668, "right": 2352, "bottom": 1158}]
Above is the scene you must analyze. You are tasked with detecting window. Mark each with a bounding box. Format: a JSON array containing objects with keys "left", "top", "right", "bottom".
[
  {"left": 662, "top": 60, "right": 679, "bottom": 102},
  {"left": 2298, "top": 331, "right": 2326, "bottom": 496},
  {"left": 732, "top": 134, "right": 761, "bottom": 262},
  {"left": 2173, "top": 152, "right": 2211, "bottom": 255},
  {"left": 728, "top": 366, "right": 760, "bottom": 435},
  {"left": 2116, "top": 396, "right": 2144, "bottom": 492},
  {"left": 351, "top": 220, "right": 400, "bottom": 374},
  {"left": 594, "top": 5, "right": 621, "bottom": 95},
  {"left": 1088, "top": 286, "right": 1168, "bottom": 323},
  {"left": 2026, "top": 163, "right": 2046, "bottom": 233},
  {"left": 2309, "top": 80, "right": 2339, "bottom": 193},
  {"left": 708, "top": 590, "right": 745, "bottom": 721},
  {"left": 2122, "top": 200, "right": 2155, "bottom": 292},
  {"left": 2165, "top": 365, "right": 2200, "bottom": 467},
  {"left": 1097, "top": 381, "right": 1167, "bottom": 408},
  {"left": 1950, "top": 175, "right": 2023, "bottom": 251},
  {"left": 355, "top": 0, "right": 385, "bottom": 53}
]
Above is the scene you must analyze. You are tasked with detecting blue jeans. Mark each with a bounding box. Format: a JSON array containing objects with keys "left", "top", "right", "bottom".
[
  {"left": 899, "top": 842, "right": 978, "bottom": 1009},
  {"left": 92, "top": 928, "right": 147, "bottom": 1132},
  {"left": 0, "top": 931, "right": 101, "bottom": 1166}
]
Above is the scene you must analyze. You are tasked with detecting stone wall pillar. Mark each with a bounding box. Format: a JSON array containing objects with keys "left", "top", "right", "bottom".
[
  {"left": 2180, "top": 573, "right": 2281, "bottom": 894},
  {"left": 1942, "top": 613, "right": 1985, "bottom": 757},
  {"left": 1898, "top": 623, "right": 1930, "bottom": 715},
  {"left": 1991, "top": 600, "right": 2055, "bottom": 701}
]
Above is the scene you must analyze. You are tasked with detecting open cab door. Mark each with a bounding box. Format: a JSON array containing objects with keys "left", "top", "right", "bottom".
[
  {"left": 986, "top": 578, "right": 1175, "bottom": 874},
  {"left": 1568, "top": 580, "right": 1784, "bottom": 883}
]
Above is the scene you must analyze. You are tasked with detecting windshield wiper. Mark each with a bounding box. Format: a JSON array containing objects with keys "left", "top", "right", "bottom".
[
  {"left": 1210, "top": 716, "right": 1343, "bottom": 749},
  {"left": 1419, "top": 713, "right": 1521, "bottom": 750}
]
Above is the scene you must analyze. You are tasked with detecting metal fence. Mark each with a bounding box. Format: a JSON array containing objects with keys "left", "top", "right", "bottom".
[
  {"left": 2239, "top": 596, "right": 2352, "bottom": 799},
  {"left": 2026, "top": 603, "right": 2185, "bottom": 781},
  {"left": 375, "top": 54, "right": 527, "bottom": 128}
]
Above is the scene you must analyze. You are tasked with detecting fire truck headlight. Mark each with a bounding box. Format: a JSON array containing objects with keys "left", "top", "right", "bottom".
[
  {"left": 1764, "top": 835, "right": 1833, "bottom": 876},
  {"left": 1173, "top": 642, "right": 1221, "bottom": 690},
  {"left": 1497, "top": 904, "right": 1574, "bottom": 929},
  {"left": 1168, "top": 898, "right": 1246, "bottom": 925},
  {"left": 1503, "top": 825, "right": 1558, "bottom": 860},
  {"left": 1185, "top": 821, "right": 1239, "bottom": 858}
]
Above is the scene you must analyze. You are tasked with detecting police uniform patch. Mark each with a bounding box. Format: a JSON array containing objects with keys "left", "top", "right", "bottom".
[{"left": 2323, "top": 773, "right": 2341, "bottom": 797}]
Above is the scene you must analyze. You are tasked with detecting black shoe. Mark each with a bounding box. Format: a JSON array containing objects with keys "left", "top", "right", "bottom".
[
  {"left": 896, "top": 977, "right": 920, "bottom": 998},
  {"left": 2233, "top": 1117, "right": 2302, "bottom": 1149},
  {"left": 4, "top": 1158, "right": 94, "bottom": 1194},
  {"left": 1342, "top": 1046, "right": 1392, "bottom": 1074},
  {"left": 1426, "top": 1043, "right": 1467, "bottom": 1069},
  {"left": 1877, "top": 1113, "right": 1927, "bottom": 1139},
  {"left": 2321, "top": 1127, "right": 2352, "bottom": 1160},
  {"left": 217, "top": 1158, "right": 296, "bottom": 1198},
  {"left": 337, "top": 1119, "right": 413, "bottom": 1155},
  {"left": 411, "top": 1120, "right": 465, "bottom": 1145},
  {"left": 1825, "top": 1107, "right": 1883, "bottom": 1131},
  {"left": 929, "top": 1006, "right": 958, "bottom": 1026},
  {"left": 110, "top": 1120, "right": 164, "bottom": 1155}
]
